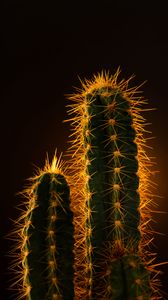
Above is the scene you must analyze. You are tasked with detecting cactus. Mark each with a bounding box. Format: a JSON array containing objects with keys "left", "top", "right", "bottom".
[
  {"left": 10, "top": 155, "right": 74, "bottom": 300},
  {"left": 66, "top": 69, "right": 161, "bottom": 299},
  {"left": 10, "top": 69, "right": 164, "bottom": 300}
]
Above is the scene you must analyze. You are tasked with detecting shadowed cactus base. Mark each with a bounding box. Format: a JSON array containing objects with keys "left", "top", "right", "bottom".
[{"left": 105, "top": 254, "right": 151, "bottom": 300}]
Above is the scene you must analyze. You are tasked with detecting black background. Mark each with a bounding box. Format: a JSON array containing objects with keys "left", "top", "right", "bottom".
[{"left": 1, "top": 1, "right": 168, "bottom": 299}]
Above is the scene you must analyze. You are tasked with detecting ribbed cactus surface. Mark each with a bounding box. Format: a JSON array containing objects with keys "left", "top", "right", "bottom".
[
  {"left": 10, "top": 156, "right": 74, "bottom": 300},
  {"left": 66, "top": 70, "right": 159, "bottom": 300}
]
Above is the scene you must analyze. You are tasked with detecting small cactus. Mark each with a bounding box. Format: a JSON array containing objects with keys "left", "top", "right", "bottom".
[{"left": 10, "top": 155, "right": 74, "bottom": 300}]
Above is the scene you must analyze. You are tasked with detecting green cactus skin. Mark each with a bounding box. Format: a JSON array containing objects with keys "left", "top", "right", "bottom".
[
  {"left": 66, "top": 72, "right": 157, "bottom": 300},
  {"left": 99, "top": 89, "right": 141, "bottom": 248},
  {"left": 84, "top": 88, "right": 140, "bottom": 244},
  {"left": 83, "top": 92, "right": 109, "bottom": 299},
  {"left": 82, "top": 88, "right": 143, "bottom": 298},
  {"left": 122, "top": 255, "right": 151, "bottom": 300},
  {"left": 22, "top": 172, "right": 74, "bottom": 300}
]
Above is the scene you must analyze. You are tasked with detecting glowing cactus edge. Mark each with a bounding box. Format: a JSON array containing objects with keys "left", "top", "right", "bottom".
[
  {"left": 10, "top": 156, "right": 74, "bottom": 300},
  {"left": 10, "top": 69, "right": 165, "bottom": 300},
  {"left": 66, "top": 69, "right": 163, "bottom": 300}
]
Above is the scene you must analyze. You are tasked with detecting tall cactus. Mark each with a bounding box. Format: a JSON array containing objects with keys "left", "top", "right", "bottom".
[
  {"left": 66, "top": 69, "right": 160, "bottom": 299},
  {"left": 10, "top": 155, "right": 74, "bottom": 300}
]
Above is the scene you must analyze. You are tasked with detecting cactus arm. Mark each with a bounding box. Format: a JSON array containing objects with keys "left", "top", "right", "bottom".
[
  {"left": 10, "top": 156, "right": 74, "bottom": 300},
  {"left": 25, "top": 171, "right": 74, "bottom": 300}
]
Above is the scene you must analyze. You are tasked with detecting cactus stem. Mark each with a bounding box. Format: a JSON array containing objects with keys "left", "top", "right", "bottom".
[
  {"left": 65, "top": 69, "right": 162, "bottom": 299},
  {"left": 9, "top": 150, "right": 74, "bottom": 300}
]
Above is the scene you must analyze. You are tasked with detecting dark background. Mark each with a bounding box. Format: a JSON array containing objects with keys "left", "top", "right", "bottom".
[{"left": 1, "top": 1, "right": 168, "bottom": 299}]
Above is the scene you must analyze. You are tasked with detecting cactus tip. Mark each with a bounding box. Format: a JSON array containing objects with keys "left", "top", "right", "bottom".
[{"left": 44, "top": 149, "right": 65, "bottom": 174}]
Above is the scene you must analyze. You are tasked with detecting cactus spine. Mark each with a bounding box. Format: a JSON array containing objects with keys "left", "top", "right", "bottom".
[
  {"left": 10, "top": 155, "right": 74, "bottom": 300},
  {"left": 66, "top": 70, "right": 160, "bottom": 299}
]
